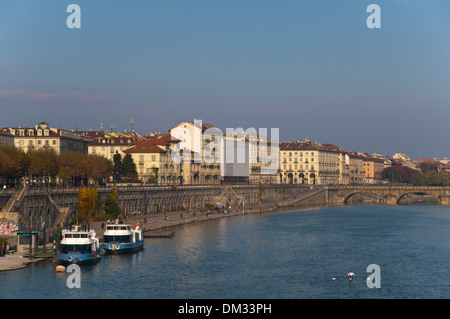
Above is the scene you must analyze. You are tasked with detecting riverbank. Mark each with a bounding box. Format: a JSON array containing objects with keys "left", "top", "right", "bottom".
[
  {"left": 0, "top": 200, "right": 326, "bottom": 272},
  {"left": 0, "top": 254, "right": 47, "bottom": 272}
]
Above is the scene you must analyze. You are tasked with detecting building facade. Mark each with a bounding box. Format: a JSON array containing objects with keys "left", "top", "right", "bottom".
[
  {"left": 7, "top": 122, "right": 89, "bottom": 154},
  {"left": 0, "top": 129, "right": 14, "bottom": 147},
  {"left": 362, "top": 156, "right": 385, "bottom": 183},
  {"left": 80, "top": 130, "right": 145, "bottom": 161},
  {"left": 279, "top": 139, "right": 340, "bottom": 185}
]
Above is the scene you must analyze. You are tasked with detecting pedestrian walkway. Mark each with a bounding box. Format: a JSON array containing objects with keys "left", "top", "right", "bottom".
[{"left": 0, "top": 254, "right": 46, "bottom": 272}]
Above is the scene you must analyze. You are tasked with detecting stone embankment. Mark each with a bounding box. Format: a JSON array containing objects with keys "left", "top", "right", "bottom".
[{"left": 0, "top": 187, "right": 326, "bottom": 272}]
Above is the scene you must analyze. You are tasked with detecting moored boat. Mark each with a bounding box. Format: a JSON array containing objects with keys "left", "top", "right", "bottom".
[
  {"left": 58, "top": 225, "right": 101, "bottom": 265},
  {"left": 101, "top": 223, "right": 144, "bottom": 254}
]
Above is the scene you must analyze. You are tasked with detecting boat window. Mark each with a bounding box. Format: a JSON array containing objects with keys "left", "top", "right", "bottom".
[
  {"left": 103, "top": 235, "right": 131, "bottom": 243},
  {"left": 60, "top": 244, "right": 92, "bottom": 254}
]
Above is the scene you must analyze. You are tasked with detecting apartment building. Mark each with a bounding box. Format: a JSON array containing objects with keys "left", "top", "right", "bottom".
[
  {"left": 7, "top": 122, "right": 89, "bottom": 154},
  {"left": 279, "top": 139, "right": 339, "bottom": 185}
]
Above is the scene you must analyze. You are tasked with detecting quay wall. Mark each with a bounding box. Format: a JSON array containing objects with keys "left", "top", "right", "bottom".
[
  {"left": 3, "top": 184, "right": 449, "bottom": 232},
  {"left": 0, "top": 184, "right": 315, "bottom": 230}
]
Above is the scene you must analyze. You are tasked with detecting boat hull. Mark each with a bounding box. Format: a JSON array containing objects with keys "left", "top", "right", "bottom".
[
  {"left": 101, "top": 241, "right": 144, "bottom": 254},
  {"left": 58, "top": 251, "right": 101, "bottom": 265}
]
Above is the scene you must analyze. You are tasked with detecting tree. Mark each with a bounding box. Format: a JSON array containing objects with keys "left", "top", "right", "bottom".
[
  {"left": 104, "top": 187, "right": 121, "bottom": 218},
  {"left": 28, "top": 148, "right": 59, "bottom": 183},
  {"left": 418, "top": 162, "right": 439, "bottom": 175},
  {"left": 122, "top": 153, "right": 138, "bottom": 182},
  {"left": 113, "top": 151, "right": 123, "bottom": 183},
  {"left": 88, "top": 154, "right": 113, "bottom": 185},
  {"left": 0, "top": 146, "right": 30, "bottom": 185},
  {"left": 423, "top": 171, "right": 450, "bottom": 186},
  {"left": 382, "top": 166, "right": 424, "bottom": 186},
  {"left": 57, "top": 152, "right": 91, "bottom": 186},
  {"left": 77, "top": 186, "right": 98, "bottom": 223}
]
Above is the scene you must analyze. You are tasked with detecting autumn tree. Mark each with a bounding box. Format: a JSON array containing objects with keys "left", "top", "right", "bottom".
[
  {"left": 77, "top": 186, "right": 98, "bottom": 223},
  {"left": 57, "top": 152, "right": 90, "bottom": 186},
  {"left": 382, "top": 166, "right": 424, "bottom": 186},
  {"left": 0, "top": 146, "right": 30, "bottom": 186},
  {"left": 88, "top": 154, "right": 113, "bottom": 185},
  {"left": 28, "top": 147, "right": 59, "bottom": 183}
]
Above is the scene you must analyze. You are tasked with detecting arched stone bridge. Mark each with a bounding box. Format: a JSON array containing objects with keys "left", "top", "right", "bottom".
[{"left": 335, "top": 185, "right": 450, "bottom": 205}]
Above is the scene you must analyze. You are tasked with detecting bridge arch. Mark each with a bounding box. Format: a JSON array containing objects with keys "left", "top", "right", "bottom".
[
  {"left": 397, "top": 192, "right": 439, "bottom": 205},
  {"left": 343, "top": 192, "right": 382, "bottom": 205}
]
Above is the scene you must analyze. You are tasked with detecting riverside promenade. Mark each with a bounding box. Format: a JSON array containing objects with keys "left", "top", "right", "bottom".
[{"left": 0, "top": 200, "right": 285, "bottom": 272}]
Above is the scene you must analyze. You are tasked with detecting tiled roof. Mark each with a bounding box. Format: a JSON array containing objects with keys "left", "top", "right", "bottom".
[
  {"left": 280, "top": 141, "right": 338, "bottom": 152},
  {"left": 123, "top": 140, "right": 166, "bottom": 153}
]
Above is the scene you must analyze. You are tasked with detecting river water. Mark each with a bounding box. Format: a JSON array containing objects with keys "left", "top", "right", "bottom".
[{"left": 2, "top": 204, "right": 450, "bottom": 299}]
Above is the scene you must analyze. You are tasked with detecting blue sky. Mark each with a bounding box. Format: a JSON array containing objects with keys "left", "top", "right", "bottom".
[{"left": 1, "top": 0, "right": 450, "bottom": 159}]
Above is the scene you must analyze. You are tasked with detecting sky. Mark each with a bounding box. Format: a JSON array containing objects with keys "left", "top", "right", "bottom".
[{"left": 1, "top": 0, "right": 450, "bottom": 159}]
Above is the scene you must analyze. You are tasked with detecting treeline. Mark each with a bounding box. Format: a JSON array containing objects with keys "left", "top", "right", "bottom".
[
  {"left": 382, "top": 163, "right": 450, "bottom": 186},
  {"left": 0, "top": 146, "right": 112, "bottom": 186}
]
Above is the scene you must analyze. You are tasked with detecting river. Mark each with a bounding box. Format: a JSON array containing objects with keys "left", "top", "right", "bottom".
[{"left": 2, "top": 204, "right": 450, "bottom": 299}]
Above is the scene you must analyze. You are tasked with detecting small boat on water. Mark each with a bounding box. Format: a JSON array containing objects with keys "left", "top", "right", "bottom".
[
  {"left": 101, "top": 223, "right": 144, "bottom": 254},
  {"left": 58, "top": 225, "right": 101, "bottom": 265}
]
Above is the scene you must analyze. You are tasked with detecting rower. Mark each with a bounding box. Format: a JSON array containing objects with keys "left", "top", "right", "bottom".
[{"left": 347, "top": 270, "right": 356, "bottom": 278}]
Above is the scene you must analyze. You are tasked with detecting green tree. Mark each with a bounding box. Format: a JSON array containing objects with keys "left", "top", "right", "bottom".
[
  {"left": 424, "top": 171, "right": 450, "bottom": 186},
  {"left": 122, "top": 153, "right": 138, "bottom": 182},
  {"left": 113, "top": 151, "right": 123, "bottom": 183},
  {"left": 104, "top": 187, "right": 121, "bottom": 218}
]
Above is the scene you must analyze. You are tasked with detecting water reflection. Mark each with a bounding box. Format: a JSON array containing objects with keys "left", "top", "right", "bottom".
[{"left": 4, "top": 205, "right": 450, "bottom": 298}]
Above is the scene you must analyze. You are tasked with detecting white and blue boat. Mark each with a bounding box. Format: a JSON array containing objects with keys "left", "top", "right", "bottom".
[
  {"left": 101, "top": 223, "right": 144, "bottom": 254},
  {"left": 58, "top": 225, "right": 101, "bottom": 264}
]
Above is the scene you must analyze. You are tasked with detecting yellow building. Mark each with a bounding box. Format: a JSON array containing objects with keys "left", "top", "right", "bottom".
[
  {"left": 122, "top": 135, "right": 181, "bottom": 184},
  {"left": 279, "top": 139, "right": 339, "bottom": 185},
  {"left": 348, "top": 154, "right": 365, "bottom": 184},
  {"left": 7, "top": 122, "right": 89, "bottom": 154},
  {"left": 0, "top": 129, "right": 14, "bottom": 147},
  {"left": 362, "top": 156, "right": 385, "bottom": 183},
  {"left": 82, "top": 130, "right": 145, "bottom": 161}
]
